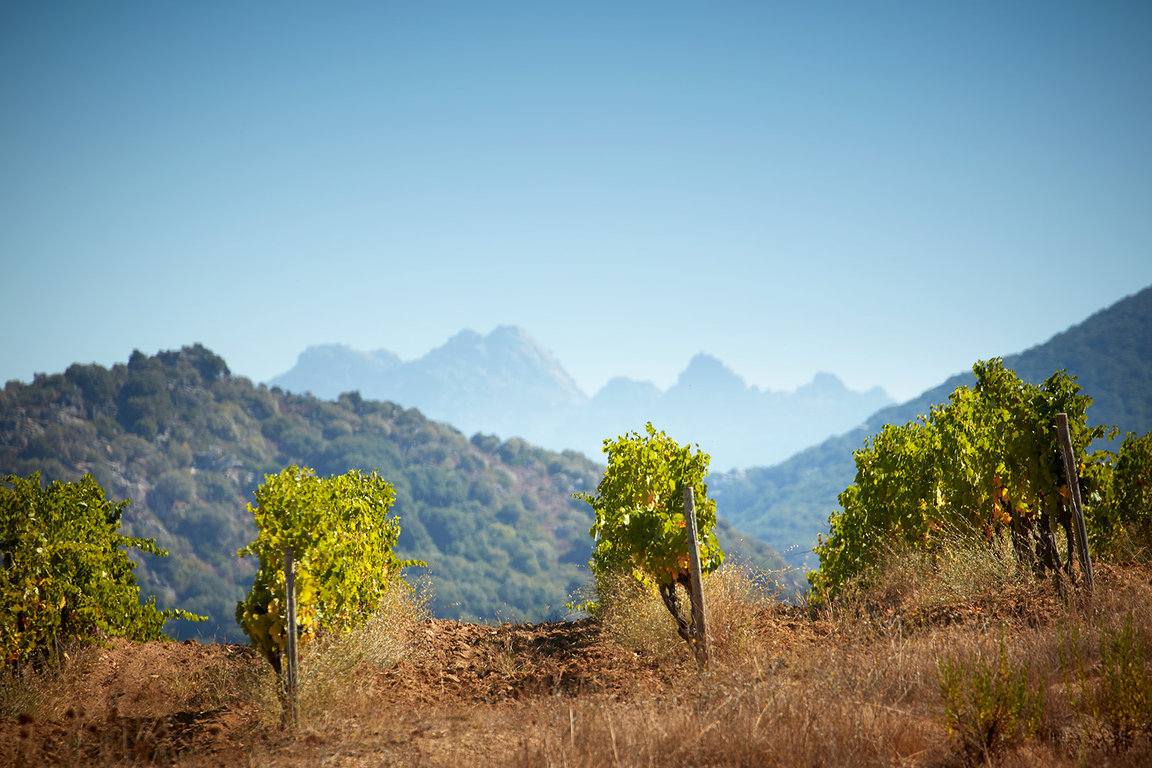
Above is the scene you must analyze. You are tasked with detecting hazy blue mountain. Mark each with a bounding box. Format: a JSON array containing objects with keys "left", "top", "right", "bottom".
[
  {"left": 272, "top": 326, "right": 587, "bottom": 448},
  {"left": 712, "top": 284, "right": 1152, "bottom": 570},
  {"left": 273, "top": 344, "right": 402, "bottom": 400},
  {"left": 270, "top": 331, "right": 893, "bottom": 471}
]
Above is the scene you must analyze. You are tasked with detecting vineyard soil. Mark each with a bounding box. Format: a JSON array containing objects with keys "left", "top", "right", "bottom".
[{"left": 4, "top": 563, "right": 1152, "bottom": 767}]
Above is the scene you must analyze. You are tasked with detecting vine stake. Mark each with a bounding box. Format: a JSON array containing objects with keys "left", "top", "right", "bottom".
[
  {"left": 1055, "top": 413, "right": 1094, "bottom": 591},
  {"left": 283, "top": 546, "right": 299, "bottom": 729},
  {"left": 682, "top": 486, "right": 710, "bottom": 667}
]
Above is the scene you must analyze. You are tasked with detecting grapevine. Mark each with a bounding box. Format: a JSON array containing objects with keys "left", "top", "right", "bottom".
[
  {"left": 576, "top": 423, "right": 723, "bottom": 642},
  {"left": 235, "top": 465, "right": 424, "bottom": 673},
  {"left": 1, "top": 473, "right": 202, "bottom": 666},
  {"left": 810, "top": 359, "right": 1111, "bottom": 601}
]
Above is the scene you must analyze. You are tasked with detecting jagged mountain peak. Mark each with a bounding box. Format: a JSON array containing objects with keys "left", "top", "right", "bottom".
[
  {"left": 269, "top": 344, "right": 401, "bottom": 398},
  {"left": 294, "top": 343, "right": 401, "bottom": 367},
  {"left": 419, "top": 326, "right": 585, "bottom": 403},
  {"left": 269, "top": 331, "right": 894, "bottom": 470},
  {"left": 439, "top": 329, "right": 486, "bottom": 349},
  {"left": 796, "top": 371, "right": 848, "bottom": 398},
  {"left": 426, "top": 326, "right": 572, "bottom": 374},
  {"left": 674, "top": 353, "right": 747, "bottom": 392}
]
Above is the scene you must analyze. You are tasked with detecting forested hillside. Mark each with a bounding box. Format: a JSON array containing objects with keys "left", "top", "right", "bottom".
[
  {"left": 714, "top": 285, "right": 1152, "bottom": 566},
  {"left": 0, "top": 345, "right": 787, "bottom": 642}
]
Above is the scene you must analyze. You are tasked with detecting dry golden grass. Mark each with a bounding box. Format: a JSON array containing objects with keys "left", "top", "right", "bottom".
[
  {"left": 4, "top": 555, "right": 1152, "bottom": 767},
  {"left": 291, "top": 576, "right": 434, "bottom": 728}
]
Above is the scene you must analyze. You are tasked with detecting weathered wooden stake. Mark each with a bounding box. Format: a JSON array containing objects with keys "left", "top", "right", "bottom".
[
  {"left": 681, "top": 486, "right": 710, "bottom": 667},
  {"left": 283, "top": 546, "right": 300, "bottom": 728},
  {"left": 1055, "top": 413, "right": 1094, "bottom": 591}
]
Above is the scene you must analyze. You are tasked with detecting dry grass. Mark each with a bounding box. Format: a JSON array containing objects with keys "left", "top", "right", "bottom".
[
  {"left": 293, "top": 576, "right": 433, "bottom": 728},
  {"left": 829, "top": 525, "right": 1043, "bottom": 625},
  {"left": 5, "top": 555, "right": 1152, "bottom": 766},
  {"left": 505, "top": 548, "right": 1152, "bottom": 768},
  {"left": 593, "top": 572, "right": 692, "bottom": 668}
]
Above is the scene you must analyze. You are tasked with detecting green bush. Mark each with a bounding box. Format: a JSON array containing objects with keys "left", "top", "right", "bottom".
[
  {"left": 1089, "top": 430, "right": 1152, "bottom": 558},
  {"left": 575, "top": 423, "right": 723, "bottom": 645},
  {"left": 812, "top": 360, "right": 1108, "bottom": 602}
]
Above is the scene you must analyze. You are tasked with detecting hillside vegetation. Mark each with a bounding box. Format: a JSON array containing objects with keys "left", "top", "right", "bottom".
[{"left": 0, "top": 346, "right": 788, "bottom": 641}]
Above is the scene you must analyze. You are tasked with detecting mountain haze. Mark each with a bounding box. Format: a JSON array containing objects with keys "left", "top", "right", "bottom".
[
  {"left": 713, "top": 284, "right": 1152, "bottom": 568},
  {"left": 270, "top": 327, "right": 892, "bottom": 470}
]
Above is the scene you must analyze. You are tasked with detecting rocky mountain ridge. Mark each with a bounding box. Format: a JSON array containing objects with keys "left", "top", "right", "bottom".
[{"left": 269, "top": 327, "right": 892, "bottom": 470}]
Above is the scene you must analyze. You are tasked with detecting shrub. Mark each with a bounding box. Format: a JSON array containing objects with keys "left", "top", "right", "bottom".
[
  {"left": 813, "top": 360, "right": 1108, "bottom": 602},
  {"left": 1062, "top": 612, "right": 1152, "bottom": 751},
  {"left": 295, "top": 576, "right": 432, "bottom": 721},
  {"left": 938, "top": 632, "right": 1045, "bottom": 764},
  {"left": 1090, "top": 430, "right": 1152, "bottom": 559},
  {"left": 575, "top": 423, "right": 723, "bottom": 646}
]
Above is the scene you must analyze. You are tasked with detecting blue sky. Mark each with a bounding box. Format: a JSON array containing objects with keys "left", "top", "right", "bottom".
[{"left": 2, "top": 1, "right": 1150, "bottom": 403}]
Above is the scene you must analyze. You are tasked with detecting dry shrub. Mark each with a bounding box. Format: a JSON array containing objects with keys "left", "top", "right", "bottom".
[
  {"left": 1058, "top": 595, "right": 1152, "bottom": 757},
  {"left": 700, "top": 559, "right": 784, "bottom": 666},
  {"left": 0, "top": 639, "right": 94, "bottom": 719},
  {"left": 0, "top": 664, "right": 51, "bottom": 720},
  {"left": 853, "top": 525, "right": 1037, "bottom": 616},
  {"left": 938, "top": 631, "right": 1047, "bottom": 764},
  {"left": 592, "top": 559, "right": 788, "bottom": 672},
  {"left": 295, "top": 576, "right": 431, "bottom": 726},
  {"left": 593, "top": 572, "right": 689, "bottom": 667}
]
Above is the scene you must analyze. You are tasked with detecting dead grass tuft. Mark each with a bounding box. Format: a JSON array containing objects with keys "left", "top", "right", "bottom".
[{"left": 294, "top": 576, "right": 432, "bottom": 727}]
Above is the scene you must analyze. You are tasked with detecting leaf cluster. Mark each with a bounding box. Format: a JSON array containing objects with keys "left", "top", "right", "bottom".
[
  {"left": 1088, "top": 430, "right": 1152, "bottom": 557},
  {"left": 1, "top": 473, "right": 201, "bottom": 666}
]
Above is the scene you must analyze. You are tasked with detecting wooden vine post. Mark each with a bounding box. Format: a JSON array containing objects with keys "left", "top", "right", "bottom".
[
  {"left": 681, "top": 485, "right": 711, "bottom": 667},
  {"left": 1055, "top": 413, "right": 1094, "bottom": 591},
  {"left": 283, "top": 546, "right": 300, "bottom": 729}
]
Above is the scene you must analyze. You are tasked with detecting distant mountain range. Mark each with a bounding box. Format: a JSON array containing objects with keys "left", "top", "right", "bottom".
[
  {"left": 711, "top": 285, "right": 1152, "bottom": 569},
  {"left": 268, "top": 326, "right": 893, "bottom": 471}
]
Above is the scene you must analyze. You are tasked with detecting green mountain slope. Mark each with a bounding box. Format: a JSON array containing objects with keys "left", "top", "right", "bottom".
[
  {"left": 713, "top": 284, "right": 1152, "bottom": 568},
  {"left": 0, "top": 345, "right": 787, "bottom": 641}
]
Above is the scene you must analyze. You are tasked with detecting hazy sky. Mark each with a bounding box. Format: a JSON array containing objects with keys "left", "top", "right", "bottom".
[{"left": 2, "top": 1, "right": 1150, "bottom": 403}]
